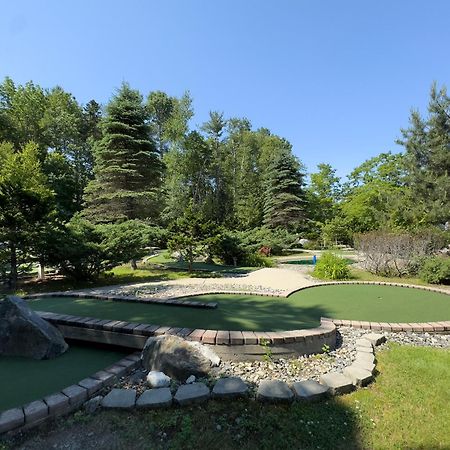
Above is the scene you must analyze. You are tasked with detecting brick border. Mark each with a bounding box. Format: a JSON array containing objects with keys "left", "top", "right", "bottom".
[
  {"left": 0, "top": 352, "right": 141, "bottom": 436},
  {"left": 322, "top": 317, "right": 450, "bottom": 333},
  {"left": 34, "top": 311, "right": 336, "bottom": 346},
  {"left": 288, "top": 280, "right": 450, "bottom": 297}
]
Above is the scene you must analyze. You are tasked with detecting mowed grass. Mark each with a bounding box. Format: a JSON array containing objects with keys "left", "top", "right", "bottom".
[
  {"left": 5, "top": 345, "right": 450, "bottom": 450},
  {"left": 27, "top": 285, "right": 450, "bottom": 331},
  {"left": 0, "top": 344, "right": 127, "bottom": 411}
]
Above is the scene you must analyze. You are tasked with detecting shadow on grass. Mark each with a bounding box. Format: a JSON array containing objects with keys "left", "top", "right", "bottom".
[
  {"left": 26, "top": 294, "right": 331, "bottom": 331},
  {"left": 4, "top": 398, "right": 363, "bottom": 450}
]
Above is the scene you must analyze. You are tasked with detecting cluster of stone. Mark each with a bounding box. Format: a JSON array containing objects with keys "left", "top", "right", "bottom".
[{"left": 93, "top": 333, "right": 386, "bottom": 411}]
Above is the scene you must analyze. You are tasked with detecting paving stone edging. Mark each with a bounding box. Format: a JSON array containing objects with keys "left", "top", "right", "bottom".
[
  {"left": 33, "top": 311, "right": 337, "bottom": 347},
  {"left": 323, "top": 317, "right": 450, "bottom": 332},
  {"left": 0, "top": 352, "right": 141, "bottom": 436},
  {"left": 287, "top": 280, "right": 450, "bottom": 297},
  {"left": 50, "top": 334, "right": 388, "bottom": 415},
  {"left": 0, "top": 332, "right": 386, "bottom": 435}
]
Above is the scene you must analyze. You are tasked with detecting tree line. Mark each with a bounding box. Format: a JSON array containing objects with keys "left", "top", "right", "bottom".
[{"left": 0, "top": 77, "right": 449, "bottom": 286}]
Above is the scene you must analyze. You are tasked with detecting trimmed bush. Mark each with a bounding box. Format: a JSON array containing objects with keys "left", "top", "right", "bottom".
[
  {"left": 313, "top": 251, "right": 350, "bottom": 280},
  {"left": 243, "top": 252, "right": 274, "bottom": 268},
  {"left": 419, "top": 257, "right": 450, "bottom": 284}
]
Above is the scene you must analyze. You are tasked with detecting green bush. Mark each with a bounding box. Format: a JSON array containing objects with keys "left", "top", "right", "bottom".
[
  {"left": 243, "top": 252, "right": 274, "bottom": 268},
  {"left": 235, "top": 227, "right": 297, "bottom": 255},
  {"left": 419, "top": 257, "right": 450, "bottom": 284},
  {"left": 313, "top": 251, "right": 350, "bottom": 280}
]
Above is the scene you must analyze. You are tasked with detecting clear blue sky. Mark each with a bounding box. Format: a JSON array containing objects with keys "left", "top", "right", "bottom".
[{"left": 1, "top": 0, "right": 449, "bottom": 178}]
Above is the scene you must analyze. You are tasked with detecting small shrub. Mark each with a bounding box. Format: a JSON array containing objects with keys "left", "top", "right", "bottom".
[
  {"left": 313, "top": 251, "right": 350, "bottom": 280},
  {"left": 243, "top": 252, "right": 274, "bottom": 268},
  {"left": 260, "top": 338, "right": 273, "bottom": 362},
  {"left": 419, "top": 257, "right": 450, "bottom": 284}
]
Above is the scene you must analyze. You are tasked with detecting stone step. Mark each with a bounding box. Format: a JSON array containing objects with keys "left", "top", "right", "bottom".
[
  {"left": 256, "top": 380, "right": 294, "bottom": 403},
  {"left": 291, "top": 380, "right": 329, "bottom": 402},
  {"left": 136, "top": 388, "right": 172, "bottom": 408},
  {"left": 319, "top": 372, "right": 354, "bottom": 395},
  {"left": 174, "top": 383, "right": 210, "bottom": 406},
  {"left": 212, "top": 377, "right": 249, "bottom": 399},
  {"left": 343, "top": 366, "right": 373, "bottom": 387},
  {"left": 101, "top": 389, "right": 136, "bottom": 409},
  {"left": 364, "top": 333, "right": 387, "bottom": 346}
]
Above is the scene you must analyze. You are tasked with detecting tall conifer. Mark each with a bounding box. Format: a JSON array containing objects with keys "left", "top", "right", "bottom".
[{"left": 84, "top": 83, "right": 162, "bottom": 223}]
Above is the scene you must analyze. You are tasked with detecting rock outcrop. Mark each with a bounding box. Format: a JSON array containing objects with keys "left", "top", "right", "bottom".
[
  {"left": 141, "top": 335, "right": 220, "bottom": 382},
  {"left": 0, "top": 296, "right": 68, "bottom": 359}
]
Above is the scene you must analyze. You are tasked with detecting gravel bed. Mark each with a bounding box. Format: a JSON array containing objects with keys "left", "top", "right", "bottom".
[
  {"left": 104, "top": 283, "right": 285, "bottom": 299},
  {"left": 117, "top": 327, "right": 449, "bottom": 394}
]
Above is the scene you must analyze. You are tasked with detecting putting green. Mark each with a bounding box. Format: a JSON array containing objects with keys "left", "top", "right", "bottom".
[
  {"left": 0, "top": 345, "right": 127, "bottom": 411},
  {"left": 27, "top": 285, "right": 450, "bottom": 332}
]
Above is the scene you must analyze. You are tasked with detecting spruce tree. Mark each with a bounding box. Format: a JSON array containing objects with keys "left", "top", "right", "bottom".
[
  {"left": 84, "top": 83, "right": 162, "bottom": 223},
  {"left": 263, "top": 152, "right": 306, "bottom": 229}
]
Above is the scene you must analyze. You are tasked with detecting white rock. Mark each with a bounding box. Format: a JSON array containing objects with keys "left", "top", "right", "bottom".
[
  {"left": 186, "top": 375, "right": 196, "bottom": 384},
  {"left": 147, "top": 371, "right": 171, "bottom": 388}
]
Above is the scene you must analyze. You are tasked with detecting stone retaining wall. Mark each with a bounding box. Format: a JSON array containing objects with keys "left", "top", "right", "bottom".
[{"left": 35, "top": 311, "right": 337, "bottom": 360}]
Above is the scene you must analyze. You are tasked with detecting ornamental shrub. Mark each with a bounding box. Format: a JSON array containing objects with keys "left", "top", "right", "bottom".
[
  {"left": 419, "top": 257, "right": 450, "bottom": 284},
  {"left": 313, "top": 251, "right": 350, "bottom": 280}
]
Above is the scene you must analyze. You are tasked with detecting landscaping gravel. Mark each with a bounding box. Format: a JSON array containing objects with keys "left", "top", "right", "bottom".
[
  {"left": 107, "top": 283, "right": 285, "bottom": 298},
  {"left": 118, "top": 326, "right": 449, "bottom": 394}
]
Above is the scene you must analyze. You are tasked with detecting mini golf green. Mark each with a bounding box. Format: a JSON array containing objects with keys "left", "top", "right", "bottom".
[
  {"left": 0, "top": 344, "right": 127, "bottom": 411},
  {"left": 27, "top": 285, "right": 450, "bottom": 332}
]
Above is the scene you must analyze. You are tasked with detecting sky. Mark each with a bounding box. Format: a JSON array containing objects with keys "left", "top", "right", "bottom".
[{"left": 1, "top": 0, "right": 449, "bottom": 178}]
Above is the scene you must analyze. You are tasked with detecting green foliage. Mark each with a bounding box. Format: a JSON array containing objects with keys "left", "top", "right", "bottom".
[
  {"left": 419, "top": 257, "right": 450, "bottom": 284},
  {"left": 398, "top": 83, "right": 450, "bottom": 225},
  {"left": 235, "top": 227, "right": 297, "bottom": 255},
  {"left": 0, "top": 141, "right": 57, "bottom": 287},
  {"left": 259, "top": 338, "right": 273, "bottom": 362},
  {"left": 313, "top": 251, "right": 350, "bottom": 280},
  {"left": 84, "top": 83, "right": 162, "bottom": 223},
  {"left": 263, "top": 152, "right": 306, "bottom": 229},
  {"left": 168, "top": 205, "right": 220, "bottom": 272},
  {"left": 47, "top": 217, "right": 151, "bottom": 281},
  {"left": 242, "top": 252, "right": 274, "bottom": 268},
  {"left": 321, "top": 217, "right": 353, "bottom": 246}
]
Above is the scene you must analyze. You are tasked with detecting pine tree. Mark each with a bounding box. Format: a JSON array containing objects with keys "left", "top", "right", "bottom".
[
  {"left": 263, "top": 152, "right": 306, "bottom": 229},
  {"left": 84, "top": 83, "right": 162, "bottom": 223}
]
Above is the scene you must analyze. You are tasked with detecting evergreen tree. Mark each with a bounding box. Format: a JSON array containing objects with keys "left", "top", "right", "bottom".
[
  {"left": 263, "top": 152, "right": 306, "bottom": 229},
  {"left": 398, "top": 83, "right": 450, "bottom": 225},
  {"left": 84, "top": 83, "right": 162, "bottom": 223}
]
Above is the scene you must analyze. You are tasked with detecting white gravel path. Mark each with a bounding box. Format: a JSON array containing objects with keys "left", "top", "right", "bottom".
[{"left": 73, "top": 267, "right": 320, "bottom": 299}]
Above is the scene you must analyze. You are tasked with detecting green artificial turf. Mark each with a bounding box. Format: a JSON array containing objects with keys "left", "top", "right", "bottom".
[
  {"left": 27, "top": 285, "right": 450, "bottom": 332},
  {"left": 0, "top": 345, "right": 127, "bottom": 411}
]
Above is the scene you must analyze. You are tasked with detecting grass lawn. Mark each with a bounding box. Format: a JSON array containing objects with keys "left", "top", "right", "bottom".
[
  {"left": 0, "top": 344, "right": 127, "bottom": 412},
  {"left": 27, "top": 284, "right": 450, "bottom": 331},
  {"left": 4, "top": 345, "right": 449, "bottom": 449},
  {"left": 0, "top": 252, "right": 257, "bottom": 297}
]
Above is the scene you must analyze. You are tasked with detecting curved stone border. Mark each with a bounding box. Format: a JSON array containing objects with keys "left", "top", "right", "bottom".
[
  {"left": 287, "top": 280, "right": 450, "bottom": 297},
  {"left": 71, "top": 334, "right": 386, "bottom": 412},
  {"left": 33, "top": 311, "right": 336, "bottom": 359},
  {"left": 0, "top": 329, "right": 385, "bottom": 435},
  {"left": 0, "top": 352, "right": 141, "bottom": 436},
  {"left": 322, "top": 317, "right": 450, "bottom": 332}
]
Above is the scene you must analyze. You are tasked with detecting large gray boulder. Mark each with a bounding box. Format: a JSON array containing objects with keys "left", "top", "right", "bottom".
[
  {"left": 141, "top": 335, "right": 219, "bottom": 382},
  {"left": 0, "top": 296, "right": 68, "bottom": 359}
]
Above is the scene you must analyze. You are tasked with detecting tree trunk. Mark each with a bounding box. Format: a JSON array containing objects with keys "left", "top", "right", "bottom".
[
  {"left": 130, "top": 259, "right": 138, "bottom": 270},
  {"left": 38, "top": 260, "right": 45, "bottom": 280},
  {"left": 9, "top": 243, "right": 18, "bottom": 289}
]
